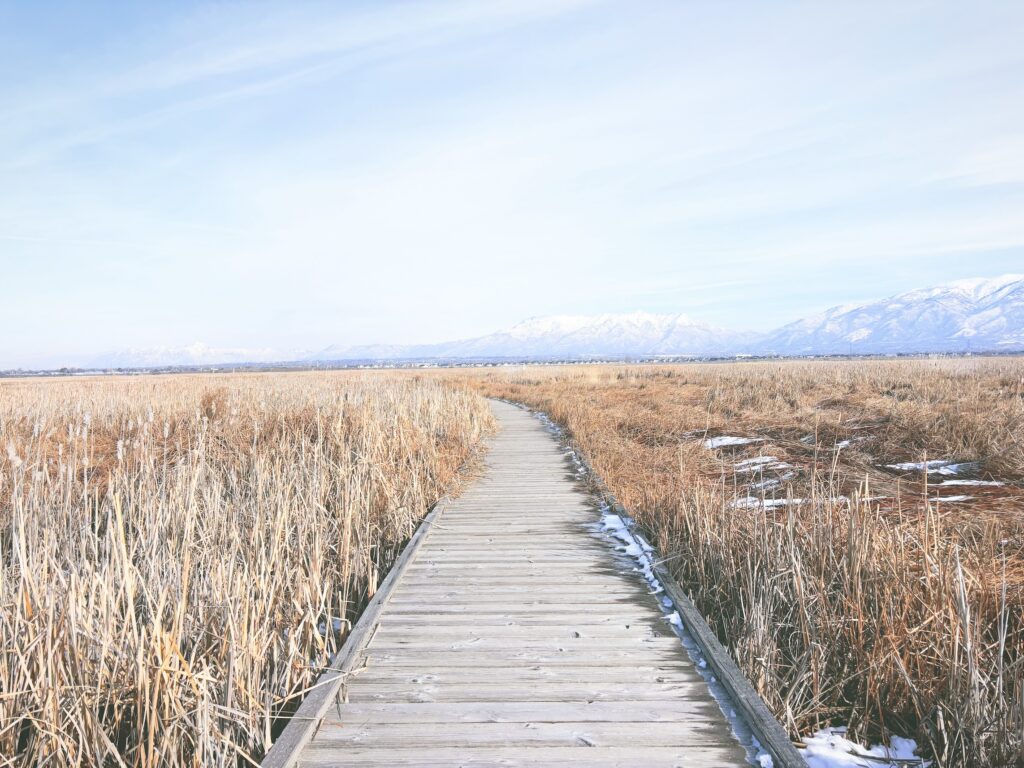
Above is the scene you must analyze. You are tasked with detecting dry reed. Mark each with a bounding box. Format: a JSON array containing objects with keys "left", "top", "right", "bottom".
[{"left": 0, "top": 372, "right": 494, "bottom": 767}]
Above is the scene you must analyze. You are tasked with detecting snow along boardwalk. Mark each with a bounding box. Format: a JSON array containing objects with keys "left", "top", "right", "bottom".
[{"left": 268, "top": 400, "right": 756, "bottom": 767}]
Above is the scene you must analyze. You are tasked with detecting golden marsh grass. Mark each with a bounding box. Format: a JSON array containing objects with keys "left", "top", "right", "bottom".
[{"left": 0, "top": 372, "right": 494, "bottom": 766}]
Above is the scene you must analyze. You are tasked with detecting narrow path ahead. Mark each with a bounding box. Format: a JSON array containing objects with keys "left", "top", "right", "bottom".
[{"left": 293, "top": 400, "right": 751, "bottom": 766}]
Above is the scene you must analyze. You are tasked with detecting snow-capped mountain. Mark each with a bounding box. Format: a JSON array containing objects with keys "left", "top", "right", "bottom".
[
  {"left": 757, "top": 274, "right": 1024, "bottom": 355},
  {"left": 87, "top": 343, "right": 293, "bottom": 369},
  {"left": 61, "top": 274, "right": 1024, "bottom": 370},
  {"left": 315, "top": 312, "right": 749, "bottom": 361},
  {"left": 472, "top": 313, "right": 751, "bottom": 357}
]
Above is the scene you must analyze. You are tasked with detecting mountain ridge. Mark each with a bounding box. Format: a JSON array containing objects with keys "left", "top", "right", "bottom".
[
  {"left": 756, "top": 273, "right": 1024, "bottom": 355},
  {"left": 78, "top": 274, "right": 1024, "bottom": 369}
]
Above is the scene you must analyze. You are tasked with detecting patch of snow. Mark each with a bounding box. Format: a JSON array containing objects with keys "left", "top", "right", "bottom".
[
  {"left": 705, "top": 436, "right": 763, "bottom": 449},
  {"left": 886, "top": 460, "right": 954, "bottom": 472},
  {"left": 762, "top": 498, "right": 807, "bottom": 508},
  {"left": 603, "top": 514, "right": 647, "bottom": 559},
  {"left": 316, "top": 617, "right": 348, "bottom": 636},
  {"left": 930, "top": 495, "right": 972, "bottom": 503},
  {"left": 732, "top": 497, "right": 762, "bottom": 509},
  {"left": 885, "top": 460, "right": 981, "bottom": 476},
  {"left": 940, "top": 479, "right": 1004, "bottom": 487},
  {"left": 802, "top": 726, "right": 928, "bottom": 767},
  {"left": 735, "top": 460, "right": 793, "bottom": 474},
  {"left": 735, "top": 456, "right": 777, "bottom": 468},
  {"left": 936, "top": 462, "right": 980, "bottom": 476},
  {"left": 750, "top": 472, "right": 796, "bottom": 491},
  {"left": 733, "top": 497, "right": 809, "bottom": 509},
  {"left": 733, "top": 495, "right": 858, "bottom": 509}
]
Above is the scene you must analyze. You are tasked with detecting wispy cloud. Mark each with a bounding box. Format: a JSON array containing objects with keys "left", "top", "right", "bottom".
[{"left": 3, "top": 0, "right": 594, "bottom": 168}]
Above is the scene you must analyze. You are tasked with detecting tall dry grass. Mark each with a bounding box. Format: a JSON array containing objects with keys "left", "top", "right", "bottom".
[
  {"left": 0, "top": 372, "right": 493, "bottom": 767},
  {"left": 456, "top": 358, "right": 1024, "bottom": 766}
]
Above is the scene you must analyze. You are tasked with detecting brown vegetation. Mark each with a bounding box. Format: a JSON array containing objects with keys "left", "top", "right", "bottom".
[
  {"left": 454, "top": 358, "right": 1024, "bottom": 766},
  {"left": 0, "top": 372, "right": 494, "bottom": 766}
]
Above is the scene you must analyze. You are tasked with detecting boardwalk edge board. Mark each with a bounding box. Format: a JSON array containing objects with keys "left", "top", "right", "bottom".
[
  {"left": 508, "top": 400, "right": 808, "bottom": 768},
  {"left": 648, "top": 556, "right": 807, "bottom": 767},
  {"left": 260, "top": 498, "right": 450, "bottom": 768}
]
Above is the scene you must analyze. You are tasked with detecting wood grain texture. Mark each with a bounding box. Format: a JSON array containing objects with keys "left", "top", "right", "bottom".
[{"left": 266, "top": 400, "right": 798, "bottom": 767}]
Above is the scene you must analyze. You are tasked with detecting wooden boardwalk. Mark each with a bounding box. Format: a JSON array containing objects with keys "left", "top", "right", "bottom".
[{"left": 273, "top": 400, "right": 757, "bottom": 766}]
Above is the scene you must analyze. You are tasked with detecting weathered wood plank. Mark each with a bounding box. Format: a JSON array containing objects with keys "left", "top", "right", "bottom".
[
  {"left": 342, "top": 666, "right": 701, "bottom": 686},
  {"left": 371, "top": 623, "right": 673, "bottom": 639},
  {"left": 377, "top": 606, "right": 669, "bottom": 618},
  {"left": 403, "top": 564, "right": 629, "bottom": 574},
  {"left": 345, "top": 681, "right": 729, "bottom": 701},
  {"left": 389, "top": 579, "right": 648, "bottom": 590},
  {"left": 310, "top": 720, "right": 739, "bottom": 747},
  {"left": 317, "top": 700, "right": 725, "bottom": 723},
  {"left": 348, "top": 660, "right": 693, "bottom": 677},
  {"left": 364, "top": 636, "right": 684, "bottom": 651},
  {"left": 358, "top": 650, "right": 693, "bottom": 666},
  {"left": 361, "top": 615, "right": 676, "bottom": 627},
  {"left": 384, "top": 596, "right": 662, "bottom": 608},
  {"left": 389, "top": 589, "right": 647, "bottom": 602},
  {"left": 298, "top": 745, "right": 749, "bottom": 767}
]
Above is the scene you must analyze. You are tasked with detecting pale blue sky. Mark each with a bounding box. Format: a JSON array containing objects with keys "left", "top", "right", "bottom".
[{"left": 2, "top": 1, "right": 1023, "bottom": 367}]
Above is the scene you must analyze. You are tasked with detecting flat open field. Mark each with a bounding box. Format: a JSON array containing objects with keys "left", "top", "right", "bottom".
[
  {"left": 4, "top": 360, "right": 1021, "bottom": 767},
  {"left": 0, "top": 372, "right": 494, "bottom": 766},
  {"left": 451, "top": 358, "right": 1024, "bottom": 766}
]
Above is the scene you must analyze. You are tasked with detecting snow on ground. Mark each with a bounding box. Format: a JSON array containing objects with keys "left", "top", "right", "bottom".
[
  {"left": 705, "top": 436, "right": 764, "bottom": 449},
  {"left": 930, "top": 495, "right": 972, "bottom": 503},
  {"left": 736, "top": 456, "right": 777, "bottom": 468},
  {"left": 750, "top": 472, "right": 797, "bottom": 491},
  {"left": 802, "top": 727, "right": 927, "bottom": 767},
  {"left": 834, "top": 436, "right": 869, "bottom": 450},
  {"left": 940, "top": 479, "right": 1004, "bottom": 487},
  {"left": 737, "top": 464, "right": 793, "bottom": 474},
  {"left": 886, "top": 460, "right": 954, "bottom": 472},
  {"left": 733, "top": 497, "right": 809, "bottom": 509},
  {"left": 935, "top": 462, "right": 981, "bottom": 476},
  {"left": 885, "top": 460, "right": 980, "bottom": 476},
  {"left": 735, "top": 457, "right": 793, "bottom": 474}
]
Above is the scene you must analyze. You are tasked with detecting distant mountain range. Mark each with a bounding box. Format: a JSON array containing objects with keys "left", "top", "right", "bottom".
[
  {"left": 79, "top": 274, "right": 1024, "bottom": 369},
  {"left": 316, "top": 313, "right": 749, "bottom": 361},
  {"left": 92, "top": 342, "right": 292, "bottom": 369},
  {"left": 756, "top": 274, "right": 1024, "bottom": 355}
]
